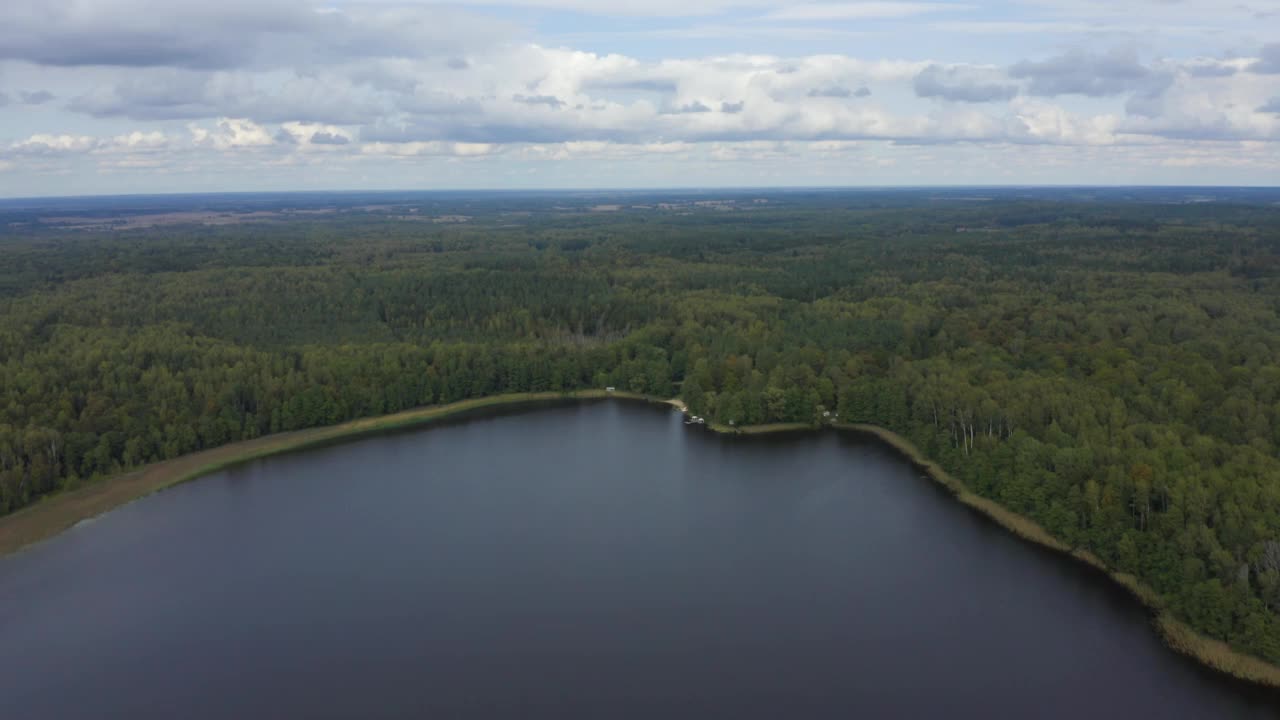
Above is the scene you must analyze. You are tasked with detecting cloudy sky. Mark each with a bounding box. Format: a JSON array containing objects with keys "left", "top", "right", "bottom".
[{"left": 1, "top": 0, "right": 1279, "bottom": 195}]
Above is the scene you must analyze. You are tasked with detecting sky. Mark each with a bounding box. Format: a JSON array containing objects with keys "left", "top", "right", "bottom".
[{"left": 0, "top": 0, "right": 1278, "bottom": 196}]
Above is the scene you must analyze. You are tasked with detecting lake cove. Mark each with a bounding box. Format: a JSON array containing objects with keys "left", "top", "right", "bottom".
[{"left": 1, "top": 401, "right": 1277, "bottom": 718}]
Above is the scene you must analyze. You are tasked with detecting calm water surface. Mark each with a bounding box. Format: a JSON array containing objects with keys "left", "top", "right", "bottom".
[{"left": 1, "top": 401, "right": 1277, "bottom": 718}]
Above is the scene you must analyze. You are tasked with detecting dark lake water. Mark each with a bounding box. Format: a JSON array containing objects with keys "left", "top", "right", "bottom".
[{"left": 2, "top": 400, "right": 1278, "bottom": 718}]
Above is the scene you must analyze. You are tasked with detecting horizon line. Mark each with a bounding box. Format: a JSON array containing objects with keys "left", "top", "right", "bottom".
[{"left": 3, "top": 183, "right": 1279, "bottom": 203}]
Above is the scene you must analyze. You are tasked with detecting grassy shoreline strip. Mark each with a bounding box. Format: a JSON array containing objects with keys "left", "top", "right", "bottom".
[
  {"left": 819, "top": 421, "right": 1280, "bottom": 689},
  {"left": 3, "top": 395, "right": 1278, "bottom": 688},
  {"left": 0, "top": 390, "right": 674, "bottom": 559},
  {"left": 706, "top": 417, "right": 1280, "bottom": 687}
]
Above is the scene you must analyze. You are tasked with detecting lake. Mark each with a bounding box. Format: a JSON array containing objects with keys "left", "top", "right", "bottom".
[{"left": 1, "top": 400, "right": 1277, "bottom": 718}]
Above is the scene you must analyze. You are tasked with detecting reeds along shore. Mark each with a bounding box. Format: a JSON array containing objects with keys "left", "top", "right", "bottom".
[
  {"left": 2, "top": 392, "right": 1279, "bottom": 688},
  {"left": 819, "top": 421, "right": 1280, "bottom": 689}
]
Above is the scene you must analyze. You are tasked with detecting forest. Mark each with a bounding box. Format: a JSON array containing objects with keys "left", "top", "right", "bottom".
[{"left": 3, "top": 189, "right": 1280, "bottom": 665}]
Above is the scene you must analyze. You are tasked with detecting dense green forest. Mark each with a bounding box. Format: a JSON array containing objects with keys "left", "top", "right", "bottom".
[{"left": 3, "top": 191, "right": 1280, "bottom": 664}]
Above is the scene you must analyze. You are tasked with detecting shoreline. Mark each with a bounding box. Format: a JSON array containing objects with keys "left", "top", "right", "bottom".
[
  {"left": 821, "top": 421, "right": 1280, "bottom": 689},
  {"left": 0, "top": 390, "right": 677, "bottom": 559},
  {"left": 1, "top": 393, "right": 1277, "bottom": 689}
]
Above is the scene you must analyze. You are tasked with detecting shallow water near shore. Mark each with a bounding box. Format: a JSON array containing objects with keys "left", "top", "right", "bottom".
[{"left": 1, "top": 401, "right": 1277, "bottom": 718}]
